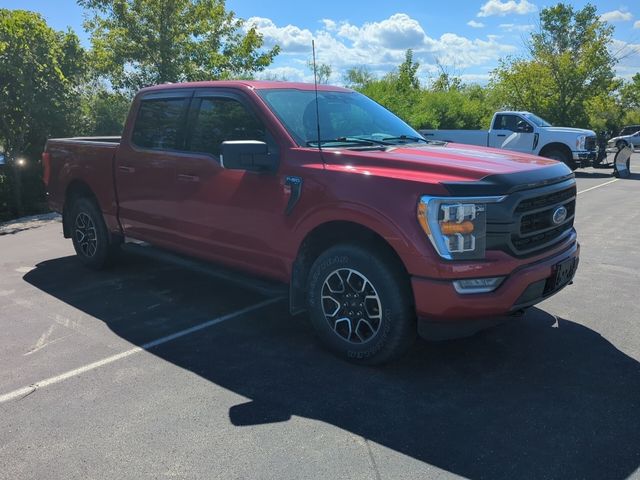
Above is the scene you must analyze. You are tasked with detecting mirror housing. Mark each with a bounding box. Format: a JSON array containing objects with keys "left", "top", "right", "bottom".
[
  {"left": 516, "top": 121, "right": 533, "bottom": 133},
  {"left": 220, "top": 141, "right": 276, "bottom": 172}
]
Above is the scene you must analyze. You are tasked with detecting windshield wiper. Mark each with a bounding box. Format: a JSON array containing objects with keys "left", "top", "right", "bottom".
[
  {"left": 380, "top": 135, "right": 428, "bottom": 144},
  {"left": 306, "top": 137, "right": 388, "bottom": 148}
]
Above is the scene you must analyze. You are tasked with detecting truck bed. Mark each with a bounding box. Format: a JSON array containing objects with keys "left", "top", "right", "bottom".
[
  {"left": 420, "top": 129, "right": 488, "bottom": 146},
  {"left": 45, "top": 137, "right": 121, "bottom": 234}
]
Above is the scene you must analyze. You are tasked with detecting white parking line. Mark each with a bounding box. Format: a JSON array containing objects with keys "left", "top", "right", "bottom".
[
  {"left": 0, "top": 297, "right": 283, "bottom": 404},
  {"left": 577, "top": 178, "right": 619, "bottom": 195}
]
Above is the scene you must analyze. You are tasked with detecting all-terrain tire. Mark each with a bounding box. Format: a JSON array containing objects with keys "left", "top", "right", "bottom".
[
  {"left": 307, "top": 244, "right": 416, "bottom": 365},
  {"left": 69, "top": 196, "right": 118, "bottom": 269}
]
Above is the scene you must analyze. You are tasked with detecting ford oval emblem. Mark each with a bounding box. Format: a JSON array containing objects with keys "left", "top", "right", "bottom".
[{"left": 552, "top": 206, "right": 568, "bottom": 225}]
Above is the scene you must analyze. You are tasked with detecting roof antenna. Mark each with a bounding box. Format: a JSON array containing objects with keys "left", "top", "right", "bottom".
[{"left": 312, "top": 40, "right": 325, "bottom": 165}]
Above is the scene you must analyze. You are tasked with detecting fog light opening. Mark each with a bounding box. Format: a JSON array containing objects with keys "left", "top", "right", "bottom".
[{"left": 453, "top": 277, "right": 505, "bottom": 294}]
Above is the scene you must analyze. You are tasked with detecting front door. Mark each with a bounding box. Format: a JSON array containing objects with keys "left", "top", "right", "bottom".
[
  {"left": 489, "top": 114, "right": 535, "bottom": 153},
  {"left": 169, "top": 91, "right": 291, "bottom": 279}
]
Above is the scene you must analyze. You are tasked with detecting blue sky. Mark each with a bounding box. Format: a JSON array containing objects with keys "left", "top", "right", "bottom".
[{"left": 3, "top": 0, "right": 639, "bottom": 84}]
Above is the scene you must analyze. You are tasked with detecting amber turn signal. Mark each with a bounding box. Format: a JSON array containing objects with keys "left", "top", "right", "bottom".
[
  {"left": 417, "top": 201, "right": 431, "bottom": 235},
  {"left": 439, "top": 220, "right": 474, "bottom": 235}
]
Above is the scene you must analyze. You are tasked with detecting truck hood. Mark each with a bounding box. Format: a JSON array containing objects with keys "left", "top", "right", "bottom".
[
  {"left": 541, "top": 126, "right": 596, "bottom": 136},
  {"left": 324, "top": 142, "right": 573, "bottom": 195},
  {"left": 608, "top": 134, "right": 633, "bottom": 143}
]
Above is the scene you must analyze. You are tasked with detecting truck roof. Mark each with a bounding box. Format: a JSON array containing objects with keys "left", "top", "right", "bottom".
[
  {"left": 495, "top": 111, "right": 533, "bottom": 115},
  {"left": 139, "top": 80, "right": 352, "bottom": 93}
]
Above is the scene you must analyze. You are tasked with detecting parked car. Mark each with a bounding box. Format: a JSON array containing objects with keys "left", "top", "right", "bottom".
[
  {"left": 43, "top": 81, "right": 580, "bottom": 364},
  {"left": 608, "top": 127, "right": 640, "bottom": 151},
  {"left": 421, "top": 111, "right": 597, "bottom": 170},
  {"left": 618, "top": 125, "right": 640, "bottom": 137}
]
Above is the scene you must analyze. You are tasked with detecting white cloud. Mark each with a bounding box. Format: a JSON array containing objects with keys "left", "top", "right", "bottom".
[
  {"left": 256, "top": 66, "right": 308, "bottom": 82},
  {"left": 336, "top": 13, "right": 427, "bottom": 50},
  {"left": 249, "top": 14, "right": 519, "bottom": 85},
  {"left": 467, "top": 20, "right": 485, "bottom": 28},
  {"left": 478, "top": 0, "right": 537, "bottom": 17},
  {"left": 499, "top": 23, "right": 535, "bottom": 32},
  {"left": 635, "top": 20, "right": 640, "bottom": 28},
  {"left": 321, "top": 19, "right": 337, "bottom": 31},
  {"left": 459, "top": 73, "right": 492, "bottom": 84},
  {"left": 600, "top": 10, "right": 633, "bottom": 23},
  {"left": 246, "top": 17, "right": 313, "bottom": 53}
]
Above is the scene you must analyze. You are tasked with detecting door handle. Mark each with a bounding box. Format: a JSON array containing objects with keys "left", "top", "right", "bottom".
[
  {"left": 496, "top": 134, "right": 506, "bottom": 137},
  {"left": 118, "top": 165, "right": 135, "bottom": 173},
  {"left": 177, "top": 174, "right": 200, "bottom": 182}
]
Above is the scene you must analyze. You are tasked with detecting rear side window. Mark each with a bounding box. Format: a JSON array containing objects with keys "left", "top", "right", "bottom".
[
  {"left": 132, "top": 98, "right": 190, "bottom": 150},
  {"left": 189, "top": 97, "right": 265, "bottom": 156}
]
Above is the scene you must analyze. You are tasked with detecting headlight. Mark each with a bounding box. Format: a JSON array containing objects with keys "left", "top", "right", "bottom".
[
  {"left": 576, "top": 135, "right": 586, "bottom": 150},
  {"left": 417, "top": 195, "right": 505, "bottom": 260}
]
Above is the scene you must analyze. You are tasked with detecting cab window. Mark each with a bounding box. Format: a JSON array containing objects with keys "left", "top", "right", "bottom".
[
  {"left": 188, "top": 97, "right": 266, "bottom": 156},
  {"left": 494, "top": 114, "right": 519, "bottom": 131},
  {"left": 131, "top": 98, "right": 190, "bottom": 150}
]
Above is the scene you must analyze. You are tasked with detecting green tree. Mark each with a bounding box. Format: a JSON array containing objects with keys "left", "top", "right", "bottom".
[
  {"left": 79, "top": 0, "right": 280, "bottom": 92},
  {"left": 347, "top": 50, "right": 495, "bottom": 131},
  {"left": 0, "top": 9, "right": 85, "bottom": 217},
  {"left": 621, "top": 74, "right": 640, "bottom": 107},
  {"left": 307, "top": 59, "right": 332, "bottom": 84},
  {"left": 77, "top": 82, "right": 131, "bottom": 136},
  {"left": 491, "top": 3, "right": 617, "bottom": 127},
  {"left": 343, "top": 66, "right": 374, "bottom": 90},
  {"left": 357, "top": 50, "right": 422, "bottom": 124}
]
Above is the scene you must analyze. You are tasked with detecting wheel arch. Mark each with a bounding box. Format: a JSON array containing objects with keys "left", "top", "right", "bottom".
[
  {"left": 289, "top": 220, "right": 411, "bottom": 315},
  {"left": 62, "top": 180, "right": 100, "bottom": 238},
  {"left": 539, "top": 142, "right": 573, "bottom": 162}
]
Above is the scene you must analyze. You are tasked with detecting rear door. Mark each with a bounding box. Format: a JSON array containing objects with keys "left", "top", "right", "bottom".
[{"left": 115, "top": 90, "right": 193, "bottom": 244}]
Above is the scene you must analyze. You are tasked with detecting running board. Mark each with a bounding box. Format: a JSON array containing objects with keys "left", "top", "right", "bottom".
[{"left": 122, "top": 243, "right": 288, "bottom": 297}]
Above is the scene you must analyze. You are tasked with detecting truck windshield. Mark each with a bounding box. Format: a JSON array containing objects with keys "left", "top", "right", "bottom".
[
  {"left": 522, "top": 113, "right": 552, "bottom": 127},
  {"left": 256, "top": 88, "right": 425, "bottom": 147}
]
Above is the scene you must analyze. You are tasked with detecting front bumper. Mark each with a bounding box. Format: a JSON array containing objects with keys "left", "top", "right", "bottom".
[
  {"left": 413, "top": 241, "right": 579, "bottom": 340},
  {"left": 572, "top": 150, "right": 596, "bottom": 166}
]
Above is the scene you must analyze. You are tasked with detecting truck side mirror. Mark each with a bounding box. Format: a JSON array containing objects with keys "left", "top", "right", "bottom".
[
  {"left": 516, "top": 121, "right": 533, "bottom": 133},
  {"left": 220, "top": 140, "right": 277, "bottom": 173}
]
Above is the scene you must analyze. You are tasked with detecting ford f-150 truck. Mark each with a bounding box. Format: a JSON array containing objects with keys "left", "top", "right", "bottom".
[
  {"left": 421, "top": 111, "right": 597, "bottom": 170},
  {"left": 43, "top": 81, "right": 580, "bottom": 364}
]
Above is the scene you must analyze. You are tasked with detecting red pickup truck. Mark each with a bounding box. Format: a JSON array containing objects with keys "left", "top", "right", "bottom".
[{"left": 43, "top": 81, "right": 579, "bottom": 364}]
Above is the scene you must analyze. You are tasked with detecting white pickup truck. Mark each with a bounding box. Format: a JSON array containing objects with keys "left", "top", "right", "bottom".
[{"left": 420, "top": 111, "right": 597, "bottom": 170}]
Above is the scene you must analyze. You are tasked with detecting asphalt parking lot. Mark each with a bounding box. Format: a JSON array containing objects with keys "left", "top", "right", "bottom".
[{"left": 1, "top": 160, "right": 639, "bottom": 480}]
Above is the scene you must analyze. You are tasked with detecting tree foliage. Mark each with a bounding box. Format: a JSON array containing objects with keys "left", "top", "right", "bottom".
[
  {"left": 79, "top": 0, "right": 280, "bottom": 92},
  {"left": 307, "top": 59, "right": 332, "bottom": 84},
  {"left": 345, "top": 49, "right": 497, "bottom": 130},
  {"left": 77, "top": 83, "right": 131, "bottom": 136},
  {"left": 491, "top": 3, "right": 617, "bottom": 127},
  {"left": 0, "top": 9, "right": 85, "bottom": 217}
]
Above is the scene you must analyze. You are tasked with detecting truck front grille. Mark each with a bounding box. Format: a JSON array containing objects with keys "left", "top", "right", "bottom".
[
  {"left": 487, "top": 182, "right": 577, "bottom": 257},
  {"left": 585, "top": 136, "right": 596, "bottom": 151}
]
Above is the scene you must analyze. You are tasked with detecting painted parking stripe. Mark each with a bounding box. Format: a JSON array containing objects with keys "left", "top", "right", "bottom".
[
  {"left": 0, "top": 297, "right": 284, "bottom": 404},
  {"left": 577, "top": 178, "right": 619, "bottom": 195}
]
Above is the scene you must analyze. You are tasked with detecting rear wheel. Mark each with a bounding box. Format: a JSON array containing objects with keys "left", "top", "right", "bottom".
[
  {"left": 306, "top": 244, "right": 416, "bottom": 365},
  {"left": 69, "top": 196, "right": 118, "bottom": 269}
]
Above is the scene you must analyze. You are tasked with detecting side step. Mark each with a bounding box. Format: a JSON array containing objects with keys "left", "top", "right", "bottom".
[{"left": 122, "top": 243, "right": 288, "bottom": 298}]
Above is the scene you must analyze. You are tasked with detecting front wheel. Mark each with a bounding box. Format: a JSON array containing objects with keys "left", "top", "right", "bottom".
[
  {"left": 541, "top": 148, "right": 576, "bottom": 170},
  {"left": 306, "top": 244, "right": 416, "bottom": 365},
  {"left": 69, "top": 196, "right": 118, "bottom": 269}
]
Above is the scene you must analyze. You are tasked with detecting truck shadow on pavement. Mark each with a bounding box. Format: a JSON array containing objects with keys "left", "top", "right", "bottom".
[{"left": 24, "top": 254, "right": 640, "bottom": 480}]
